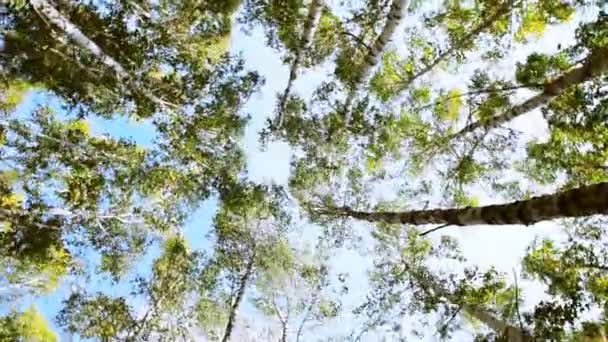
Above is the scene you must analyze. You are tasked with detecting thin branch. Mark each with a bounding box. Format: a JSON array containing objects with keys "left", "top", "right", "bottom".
[
  {"left": 340, "top": 31, "right": 372, "bottom": 51},
  {"left": 580, "top": 263, "right": 608, "bottom": 272},
  {"left": 512, "top": 269, "right": 524, "bottom": 332},
  {"left": 295, "top": 303, "right": 314, "bottom": 342},
  {"left": 413, "top": 83, "right": 542, "bottom": 113},
  {"left": 438, "top": 306, "right": 462, "bottom": 337},
  {"left": 419, "top": 223, "right": 450, "bottom": 236},
  {"left": 271, "top": 295, "right": 286, "bottom": 325},
  {"left": 402, "top": 0, "right": 514, "bottom": 88}
]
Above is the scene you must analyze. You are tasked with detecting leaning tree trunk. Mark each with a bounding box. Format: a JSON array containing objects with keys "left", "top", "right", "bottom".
[
  {"left": 276, "top": 0, "right": 324, "bottom": 127},
  {"left": 343, "top": 0, "right": 409, "bottom": 121},
  {"left": 322, "top": 181, "right": 608, "bottom": 226},
  {"left": 221, "top": 251, "right": 256, "bottom": 342},
  {"left": 28, "top": 0, "right": 171, "bottom": 111},
  {"left": 461, "top": 304, "right": 532, "bottom": 342},
  {"left": 29, "top": 0, "right": 129, "bottom": 78},
  {"left": 401, "top": 1, "right": 511, "bottom": 88},
  {"left": 453, "top": 45, "right": 608, "bottom": 138},
  {"left": 413, "top": 269, "right": 532, "bottom": 342}
]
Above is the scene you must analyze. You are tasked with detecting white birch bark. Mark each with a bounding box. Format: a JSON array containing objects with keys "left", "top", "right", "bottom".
[
  {"left": 344, "top": 0, "right": 409, "bottom": 122},
  {"left": 454, "top": 45, "right": 608, "bottom": 137},
  {"left": 276, "top": 0, "right": 324, "bottom": 127}
]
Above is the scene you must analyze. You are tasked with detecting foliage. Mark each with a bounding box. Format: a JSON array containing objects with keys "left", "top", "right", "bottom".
[
  {"left": 0, "top": 306, "right": 57, "bottom": 342},
  {"left": 2, "top": 0, "right": 608, "bottom": 340}
]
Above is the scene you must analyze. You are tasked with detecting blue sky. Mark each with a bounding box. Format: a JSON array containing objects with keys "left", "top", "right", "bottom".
[{"left": 6, "top": 2, "right": 607, "bottom": 341}]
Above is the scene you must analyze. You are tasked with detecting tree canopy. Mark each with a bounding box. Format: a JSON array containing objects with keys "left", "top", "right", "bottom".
[{"left": 1, "top": 0, "right": 608, "bottom": 340}]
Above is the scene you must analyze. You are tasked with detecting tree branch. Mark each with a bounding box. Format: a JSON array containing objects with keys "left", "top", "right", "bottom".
[
  {"left": 419, "top": 223, "right": 451, "bottom": 236},
  {"left": 340, "top": 31, "right": 372, "bottom": 51}
]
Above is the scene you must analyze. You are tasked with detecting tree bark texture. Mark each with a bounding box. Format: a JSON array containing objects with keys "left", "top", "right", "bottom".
[
  {"left": 344, "top": 0, "right": 409, "bottom": 118},
  {"left": 328, "top": 182, "right": 608, "bottom": 226}
]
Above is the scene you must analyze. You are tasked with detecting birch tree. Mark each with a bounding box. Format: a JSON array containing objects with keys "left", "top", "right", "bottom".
[
  {"left": 196, "top": 182, "right": 294, "bottom": 341},
  {"left": 369, "top": 0, "right": 577, "bottom": 103},
  {"left": 57, "top": 236, "right": 206, "bottom": 340},
  {"left": 342, "top": 0, "right": 409, "bottom": 121},
  {"left": 5, "top": 0, "right": 241, "bottom": 118},
  {"left": 251, "top": 249, "right": 340, "bottom": 342},
  {"left": 276, "top": 0, "right": 324, "bottom": 126},
  {"left": 319, "top": 181, "right": 608, "bottom": 228},
  {"left": 358, "top": 216, "right": 608, "bottom": 341},
  {"left": 454, "top": 45, "right": 608, "bottom": 138}
]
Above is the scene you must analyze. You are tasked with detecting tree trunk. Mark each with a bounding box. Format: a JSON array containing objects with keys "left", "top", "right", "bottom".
[
  {"left": 325, "top": 181, "right": 608, "bottom": 226},
  {"left": 413, "top": 270, "right": 532, "bottom": 342},
  {"left": 276, "top": 0, "right": 324, "bottom": 127},
  {"left": 28, "top": 0, "right": 173, "bottom": 111},
  {"left": 461, "top": 304, "right": 531, "bottom": 342},
  {"left": 454, "top": 45, "right": 608, "bottom": 137},
  {"left": 344, "top": 0, "right": 409, "bottom": 120},
  {"left": 294, "top": 303, "right": 313, "bottom": 342},
  {"left": 221, "top": 252, "right": 256, "bottom": 342},
  {"left": 29, "top": 0, "right": 129, "bottom": 78},
  {"left": 403, "top": 1, "right": 511, "bottom": 88},
  {"left": 280, "top": 321, "right": 287, "bottom": 342}
]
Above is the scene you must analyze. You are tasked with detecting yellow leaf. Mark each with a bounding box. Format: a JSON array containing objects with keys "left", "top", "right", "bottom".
[
  {"left": 515, "top": 8, "right": 547, "bottom": 42},
  {"left": 446, "top": 89, "right": 462, "bottom": 122},
  {"left": 469, "top": 196, "right": 479, "bottom": 207},
  {"left": 66, "top": 119, "right": 91, "bottom": 137},
  {"left": 366, "top": 156, "right": 381, "bottom": 172}
]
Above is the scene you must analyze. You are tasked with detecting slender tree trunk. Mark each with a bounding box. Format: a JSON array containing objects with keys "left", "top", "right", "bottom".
[
  {"left": 413, "top": 270, "right": 532, "bottom": 342},
  {"left": 454, "top": 46, "right": 608, "bottom": 137},
  {"left": 221, "top": 251, "right": 256, "bottom": 342},
  {"left": 344, "top": 0, "right": 409, "bottom": 121},
  {"left": 323, "top": 181, "right": 608, "bottom": 226},
  {"left": 280, "top": 321, "right": 287, "bottom": 342},
  {"left": 29, "top": 0, "right": 129, "bottom": 78},
  {"left": 276, "top": 0, "right": 324, "bottom": 127},
  {"left": 461, "top": 303, "right": 531, "bottom": 341},
  {"left": 295, "top": 303, "right": 312, "bottom": 342},
  {"left": 28, "top": 0, "right": 174, "bottom": 111},
  {"left": 402, "top": 1, "right": 511, "bottom": 88}
]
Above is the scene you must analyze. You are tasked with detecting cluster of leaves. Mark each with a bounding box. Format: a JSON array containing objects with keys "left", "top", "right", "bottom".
[{"left": 2, "top": 0, "right": 608, "bottom": 341}]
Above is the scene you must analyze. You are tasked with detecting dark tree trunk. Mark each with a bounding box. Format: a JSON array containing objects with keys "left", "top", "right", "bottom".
[
  {"left": 325, "top": 182, "right": 608, "bottom": 226},
  {"left": 221, "top": 252, "right": 256, "bottom": 342}
]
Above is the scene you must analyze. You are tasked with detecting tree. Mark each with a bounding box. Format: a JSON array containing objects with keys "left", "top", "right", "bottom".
[
  {"left": 5, "top": 0, "right": 241, "bottom": 118},
  {"left": 369, "top": 0, "right": 577, "bottom": 103},
  {"left": 1, "top": 0, "right": 262, "bottom": 285},
  {"left": 454, "top": 45, "right": 608, "bottom": 137},
  {"left": 521, "top": 12, "right": 608, "bottom": 190},
  {"left": 250, "top": 247, "right": 340, "bottom": 342},
  {"left": 240, "top": 0, "right": 342, "bottom": 128},
  {"left": 354, "top": 225, "right": 530, "bottom": 341},
  {"left": 195, "top": 182, "right": 294, "bottom": 341},
  {"left": 318, "top": 181, "right": 608, "bottom": 227},
  {"left": 276, "top": 0, "right": 325, "bottom": 126},
  {"left": 356, "top": 215, "right": 608, "bottom": 341},
  {"left": 0, "top": 306, "right": 58, "bottom": 341},
  {"left": 4, "top": 0, "right": 608, "bottom": 340},
  {"left": 57, "top": 236, "right": 206, "bottom": 340},
  {"left": 342, "top": 0, "right": 409, "bottom": 121},
  {"left": 520, "top": 218, "right": 608, "bottom": 340}
]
